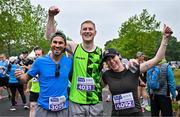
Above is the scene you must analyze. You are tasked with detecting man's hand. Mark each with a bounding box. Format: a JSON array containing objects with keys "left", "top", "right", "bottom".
[
  {"left": 26, "top": 89, "right": 30, "bottom": 94},
  {"left": 163, "top": 24, "right": 173, "bottom": 39},
  {"left": 48, "top": 6, "right": 60, "bottom": 17},
  {"left": 14, "top": 69, "right": 24, "bottom": 80}
]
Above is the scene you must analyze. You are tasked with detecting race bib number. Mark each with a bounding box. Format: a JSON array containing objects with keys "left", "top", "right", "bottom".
[
  {"left": 49, "top": 96, "right": 66, "bottom": 111},
  {"left": 77, "top": 77, "right": 95, "bottom": 91},
  {"left": 113, "top": 92, "right": 135, "bottom": 110}
]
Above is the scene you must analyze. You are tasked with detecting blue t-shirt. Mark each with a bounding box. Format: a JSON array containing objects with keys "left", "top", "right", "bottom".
[
  {"left": 8, "top": 64, "right": 23, "bottom": 84},
  {"left": 27, "top": 54, "right": 72, "bottom": 111},
  {"left": 0, "top": 60, "right": 8, "bottom": 78}
]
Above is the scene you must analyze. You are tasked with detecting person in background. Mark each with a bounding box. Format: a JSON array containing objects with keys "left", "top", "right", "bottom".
[
  {"left": 147, "top": 58, "right": 176, "bottom": 116},
  {"left": 0, "top": 53, "right": 10, "bottom": 100},
  {"left": 136, "top": 51, "right": 150, "bottom": 112},
  {"left": 7, "top": 56, "right": 28, "bottom": 111},
  {"left": 34, "top": 47, "right": 44, "bottom": 59},
  {"left": 19, "top": 51, "right": 33, "bottom": 72},
  {"left": 17, "top": 51, "right": 34, "bottom": 97},
  {"left": 102, "top": 24, "right": 172, "bottom": 116},
  {"left": 26, "top": 47, "right": 43, "bottom": 117}
]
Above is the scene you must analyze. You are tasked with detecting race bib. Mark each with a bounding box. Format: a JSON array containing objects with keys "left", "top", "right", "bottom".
[
  {"left": 49, "top": 96, "right": 66, "bottom": 111},
  {"left": 113, "top": 92, "right": 135, "bottom": 110},
  {"left": 77, "top": 77, "right": 95, "bottom": 91}
]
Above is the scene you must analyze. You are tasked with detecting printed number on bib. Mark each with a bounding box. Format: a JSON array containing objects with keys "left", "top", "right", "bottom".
[
  {"left": 77, "top": 77, "right": 95, "bottom": 91},
  {"left": 49, "top": 96, "right": 66, "bottom": 111},
  {"left": 113, "top": 92, "right": 135, "bottom": 110}
]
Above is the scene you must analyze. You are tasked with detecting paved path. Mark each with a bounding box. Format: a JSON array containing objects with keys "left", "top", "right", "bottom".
[{"left": 0, "top": 88, "right": 151, "bottom": 116}]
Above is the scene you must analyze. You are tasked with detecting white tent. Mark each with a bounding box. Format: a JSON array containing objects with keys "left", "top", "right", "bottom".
[{"left": 27, "top": 50, "right": 35, "bottom": 59}]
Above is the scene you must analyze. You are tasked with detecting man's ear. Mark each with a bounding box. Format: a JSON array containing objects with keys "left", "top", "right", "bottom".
[
  {"left": 94, "top": 30, "right": 97, "bottom": 36},
  {"left": 80, "top": 29, "right": 82, "bottom": 36}
]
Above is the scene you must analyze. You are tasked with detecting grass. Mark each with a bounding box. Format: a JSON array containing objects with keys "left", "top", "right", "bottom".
[
  {"left": 174, "top": 69, "right": 180, "bottom": 85},
  {"left": 173, "top": 69, "right": 180, "bottom": 112}
]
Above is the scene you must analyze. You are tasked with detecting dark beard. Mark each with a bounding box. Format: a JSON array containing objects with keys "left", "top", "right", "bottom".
[
  {"left": 53, "top": 49, "right": 65, "bottom": 56},
  {"left": 54, "top": 50, "right": 61, "bottom": 56}
]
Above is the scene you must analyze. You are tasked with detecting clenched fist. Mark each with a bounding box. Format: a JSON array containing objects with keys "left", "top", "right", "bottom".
[
  {"left": 163, "top": 24, "right": 173, "bottom": 39},
  {"left": 48, "top": 6, "right": 60, "bottom": 17}
]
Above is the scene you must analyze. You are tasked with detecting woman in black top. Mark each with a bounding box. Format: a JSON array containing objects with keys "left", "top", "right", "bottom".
[{"left": 102, "top": 25, "right": 172, "bottom": 116}]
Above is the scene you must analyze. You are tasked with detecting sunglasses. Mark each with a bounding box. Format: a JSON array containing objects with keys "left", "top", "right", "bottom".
[{"left": 55, "top": 64, "right": 60, "bottom": 77}]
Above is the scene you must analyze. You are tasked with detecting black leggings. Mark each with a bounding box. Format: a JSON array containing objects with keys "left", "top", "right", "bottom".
[
  {"left": 150, "top": 94, "right": 173, "bottom": 116},
  {"left": 9, "top": 83, "right": 26, "bottom": 106}
]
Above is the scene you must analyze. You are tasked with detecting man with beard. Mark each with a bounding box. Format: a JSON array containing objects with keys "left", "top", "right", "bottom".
[
  {"left": 46, "top": 6, "right": 103, "bottom": 116},
  {"left": 15, "top": 31, "right": 73, "bottom": 117}
]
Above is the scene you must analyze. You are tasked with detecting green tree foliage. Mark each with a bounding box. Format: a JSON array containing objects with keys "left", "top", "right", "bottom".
[
  {"left": 105, "top": 9, "right": 162, "bottom": 59},
  {"left": 105, "top": 9, "right": 180, "bottom": 60},
  {"left": 0, "top": 0, "right": 49, "bottom": 56},
  {"left": 166, "top": 36, "right": 180, "bottom": 61}
]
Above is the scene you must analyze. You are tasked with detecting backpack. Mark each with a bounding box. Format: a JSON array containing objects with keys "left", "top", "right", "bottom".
[{"left": 147, "top": 64, "right": 168, "bottom": 90}]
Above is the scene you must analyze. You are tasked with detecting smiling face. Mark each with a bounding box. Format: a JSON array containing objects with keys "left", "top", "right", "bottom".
[
  {"left": 50, "top": 36, "right": 66, "bottom": 56},
  {"left": 0, "top": 54, "right": 6, "bottom": 61},
  {"left": 35, "top": 49, "right": 43, "bottom": 58},
  {"left": 80, "top": 21, "right": 96, "bottom": 43},
  {"left": 106, "top": 55, "right": 124, "bottom": 72}
]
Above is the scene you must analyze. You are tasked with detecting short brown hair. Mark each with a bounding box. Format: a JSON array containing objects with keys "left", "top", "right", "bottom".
[{"left": 81, "top": 20, "right": 96, "bottom": 29}]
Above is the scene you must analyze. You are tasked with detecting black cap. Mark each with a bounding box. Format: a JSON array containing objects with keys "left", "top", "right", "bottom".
[{"left": 102, "top": 48, "right": 120, "bottom": 61}]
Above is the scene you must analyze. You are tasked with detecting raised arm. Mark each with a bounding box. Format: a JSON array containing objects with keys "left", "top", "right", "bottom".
[
  {"left": 140, "top": 24, "right": 173, "bottom": 73},
  {"left": 46, "top": 6, "right": 60, "bottom": 40},
  {"left": 46, "top": 6, "right": 77, "bottom": 53}
]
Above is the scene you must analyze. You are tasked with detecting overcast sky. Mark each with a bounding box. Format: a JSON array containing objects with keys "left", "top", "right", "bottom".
[{"left": 31, "top": 0, "right": 180, "bottom": 48}]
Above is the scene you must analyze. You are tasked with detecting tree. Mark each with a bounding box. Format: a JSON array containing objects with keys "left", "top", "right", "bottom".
[
  {"left": 105, "top": 9, "right": 161, "bottom": 59},
  {"left": 0, "top": 0, "right": 49, "bottom": 56},
  {"left": 166, "top": 36, "right": 180, "bottom": 61}
]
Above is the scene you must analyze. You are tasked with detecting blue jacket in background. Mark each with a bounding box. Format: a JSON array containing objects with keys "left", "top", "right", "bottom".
[{"left": 147, "top": 63, "right": 176, "bottom": 99}]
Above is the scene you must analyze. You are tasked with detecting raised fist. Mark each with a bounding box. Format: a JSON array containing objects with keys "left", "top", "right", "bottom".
[
  {"left": 48, "top": 6, "right": 60, "bottom": 17},
  {"left": 163, "top": 24, "right": 173, "bottom": 39}
]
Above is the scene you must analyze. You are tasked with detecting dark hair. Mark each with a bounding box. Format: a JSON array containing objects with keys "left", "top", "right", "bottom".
[
  {"left": 22, "top": 51, "right": 28, "bottom": 54},
  {"left": 34, "top": 46, "right": 41, "bottom": 51},
  {"left": 50, "top": 31, "right": 67, "bottom": 44},
  {"left": 7, "top": 63, "right": 12, "bottom": 72},
  {"left": 34, "top": 46, "right": 44, "bottom": 55},
  {"left": 81, "top": 20, "right": 96, "bottom": 29}
]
